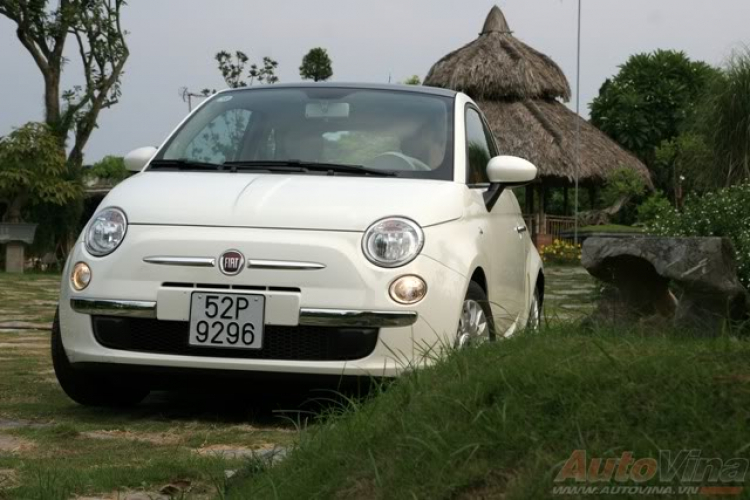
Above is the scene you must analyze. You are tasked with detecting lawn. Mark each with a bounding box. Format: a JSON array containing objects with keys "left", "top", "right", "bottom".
[
  {"left": 225, "top": 325, "right": 750, "bottom": 499},
  {"left": 0, "top": 273, "right": 301, "bottom": 499}
]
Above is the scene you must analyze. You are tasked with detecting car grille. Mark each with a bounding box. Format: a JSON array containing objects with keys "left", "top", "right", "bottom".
[{"left": 91, "top": 317, "right": 379, "bottom": 361}]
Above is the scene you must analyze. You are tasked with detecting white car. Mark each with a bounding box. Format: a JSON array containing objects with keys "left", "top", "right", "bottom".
[{"left": 54, "top": 83, "right": 544, "bottom": 406}]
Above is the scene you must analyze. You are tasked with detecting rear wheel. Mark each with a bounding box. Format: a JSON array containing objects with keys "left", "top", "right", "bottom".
[
  {"left": 51, "top": 310, "right": 150, "bottom": 407},
  {"left": 456, "top": 281, "right": 495, "bottom": 348}
]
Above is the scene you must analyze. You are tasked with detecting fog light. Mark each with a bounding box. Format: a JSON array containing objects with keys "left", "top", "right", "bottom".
[
  {"left": 71, "top": 262, "right": 92, "bottom": 291},
  {"left": 389, "top": 275, "right": 427, "bottom": 304}
]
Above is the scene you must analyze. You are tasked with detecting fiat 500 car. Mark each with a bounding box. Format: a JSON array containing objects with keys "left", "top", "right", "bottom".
[{"left": 54, "top": 83, "right": 544, "bottom": 406}]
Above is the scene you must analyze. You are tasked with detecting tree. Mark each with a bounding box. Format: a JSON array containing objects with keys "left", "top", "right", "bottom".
[
  {"left": 0, "top": 0, "right": 130, "bottom": 171},
  {"left": 590, "top": 50, "right": 718, "bottom": 192},
  {"left": 86, "top": 155, "right": 130, "bottom": 183},
  {"left": 402, "top": 75, "right": 421, "bottom": 85},
  {"left": 215, "top": 50, "right": 279, "bottom": 88},
  {"left": 0, "top": 123, "right": 81, "bottom": 223},
  {"left": 299, "top": 47, "right": 333, "bottom": 82},
  {"left": 692, "top": 50, "right": 750, "bottom": 188}
]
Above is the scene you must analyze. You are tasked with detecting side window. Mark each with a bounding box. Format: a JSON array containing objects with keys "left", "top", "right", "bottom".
[
  {"left": 465, "top": 108, "right": 492, "bottom": 185},
  {"left": 184, "top": 109, "right": 252, "bottom": 164}
]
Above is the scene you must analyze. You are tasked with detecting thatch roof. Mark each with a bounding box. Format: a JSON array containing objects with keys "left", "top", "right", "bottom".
[
  {"left": 424, "top": 6, "right": 571, "bottom": 101},
  {"left": 480, "top": 99, "right": 651, "bottom": 185},
  {"left": 424, "top": 5, "right": 651, "bottom": 186}
]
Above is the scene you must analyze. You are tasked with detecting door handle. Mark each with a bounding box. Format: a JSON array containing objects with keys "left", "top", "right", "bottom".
[{"left": 515, "top": 225, "right": 528, "bottom": 234}]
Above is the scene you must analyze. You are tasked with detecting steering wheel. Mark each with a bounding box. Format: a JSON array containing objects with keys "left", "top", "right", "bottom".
[{"left": 364, "top": 152, "right": 432, "bottom": 172}]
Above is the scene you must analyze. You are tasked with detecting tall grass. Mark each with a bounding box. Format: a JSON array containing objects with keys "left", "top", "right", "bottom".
[{"left": 224, "top": 324, "right": 750, "bottom": 499}]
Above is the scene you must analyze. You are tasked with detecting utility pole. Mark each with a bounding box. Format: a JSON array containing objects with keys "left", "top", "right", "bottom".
[{"left": 574, "top": 0, "right": 582, "bottom": 245}]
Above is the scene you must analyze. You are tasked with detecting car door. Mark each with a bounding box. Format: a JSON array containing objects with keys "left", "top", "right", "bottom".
[{"left": 465, "top": 106, "right": 527, "bottom": 334}]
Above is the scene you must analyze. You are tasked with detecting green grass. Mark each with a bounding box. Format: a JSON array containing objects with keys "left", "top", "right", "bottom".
[
  {"left": 0, "top": 328, "right": 298, "bottom": 499},
  {"left": 0, "top": 271, "right": 300, "bottom": 499},
  {"left": 578, "top": 224, "right": 646, "bottom": 233},
  {"left": 225, "top": 325, "right": 750, "bottom": 499}
]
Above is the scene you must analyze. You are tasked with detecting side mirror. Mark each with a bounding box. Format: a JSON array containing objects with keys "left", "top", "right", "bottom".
[
  {"left": 486, "top": 155, "right": 537, "bottom": 185},
  {"left": 124, "top": 146, "right": 158, "bottom": 172}
]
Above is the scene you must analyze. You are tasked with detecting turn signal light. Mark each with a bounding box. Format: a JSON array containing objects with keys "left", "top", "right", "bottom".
[
  {"left": 71, "top": 262, "right": 92, "bottom": 291},
  {"left": 389, "top": 275, "right": 427, "bottom": 305}
]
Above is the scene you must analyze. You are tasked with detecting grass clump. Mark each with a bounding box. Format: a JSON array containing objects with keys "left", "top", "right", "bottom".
[{"left": 225, "top": 324, "right": 750, "bottom": 499}]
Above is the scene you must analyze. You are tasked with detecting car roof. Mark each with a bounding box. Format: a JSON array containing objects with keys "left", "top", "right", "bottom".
[{"left": 221, "top": 82, "right": 458, "bottom": 99}]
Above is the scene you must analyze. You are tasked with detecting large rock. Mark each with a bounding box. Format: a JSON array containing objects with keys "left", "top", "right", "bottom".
[{"left": 582, "top": 237, "right": 750, "bottom": 334}]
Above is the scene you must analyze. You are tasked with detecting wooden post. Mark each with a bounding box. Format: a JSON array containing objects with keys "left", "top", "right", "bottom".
[
  {"left": 563, "top": 186, "right": 569, "bottom": 215},
  {"left": 537, "top": 183, "right": 546, "bottom": 235}
]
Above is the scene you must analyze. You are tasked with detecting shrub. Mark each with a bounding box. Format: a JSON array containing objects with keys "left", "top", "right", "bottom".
[
  {"left": 636, "top": 192, "right": 672, "bottom": 225},
  {"left": 540, "top": 239, "right": 581, "bottom": 265},
  {"left": 649, "top": 183, "right": 750, "bottom": 288}
]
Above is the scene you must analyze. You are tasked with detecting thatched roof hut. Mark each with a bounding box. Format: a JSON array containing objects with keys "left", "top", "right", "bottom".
[{"left": 424, "top": 5, "right": 650, "bottom": 187}]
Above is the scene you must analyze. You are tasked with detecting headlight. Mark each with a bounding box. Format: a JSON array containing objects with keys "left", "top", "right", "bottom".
[
  {"left": 362, "top": 217, "right": 424, "bottom": 268},
  {"left": 85, "top": 207, "right": 128, "bottom": 256}
]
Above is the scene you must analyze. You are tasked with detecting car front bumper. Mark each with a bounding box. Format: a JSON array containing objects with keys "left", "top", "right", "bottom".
[{"left": 59, "top": 224, "right": 468, "bottom": 378}]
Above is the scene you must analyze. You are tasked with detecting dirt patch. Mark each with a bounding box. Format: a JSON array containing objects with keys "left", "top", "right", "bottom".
[
  {"left": 0, "top": 322, "right": 52, "bottom": 330},
  {"left": 0, "top": 434, "right": 35, "bottom": 454},
  {"left": 0, "top": 342, "right": 49, "bottom": 350},
  {"left": 0, "top": 418, "right": 52, "bottom": 430},
  {"left": 81, "top": 430, "right": 182, "bottom": 446},
  {"left": 0, "top": 468, "right": 18, "bottom": 489},
  {"left": 194, "top": 443, "right": 280, "bottom": 459}
]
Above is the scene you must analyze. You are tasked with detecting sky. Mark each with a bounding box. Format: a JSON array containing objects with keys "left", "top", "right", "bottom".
[{"left": 1, "top": 0, "right": 749, "bottom": 164}]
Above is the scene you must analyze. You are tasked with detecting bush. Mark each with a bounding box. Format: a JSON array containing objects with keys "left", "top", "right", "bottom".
[
  {"left": 636, "top": 192, "right": 672, "bottom": 225},
  {"left": 540, "top": 239, "right": 581, "bottom": 265},
  {"left": 649, "top": 183, "right": 750, "bottom": 288}
]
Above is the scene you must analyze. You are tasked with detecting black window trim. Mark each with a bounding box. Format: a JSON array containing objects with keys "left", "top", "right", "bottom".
[{"left": 464, "top": 103, "right": 498, "bottom": 189}]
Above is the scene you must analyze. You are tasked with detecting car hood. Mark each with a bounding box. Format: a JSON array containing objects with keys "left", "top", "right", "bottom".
[{"left": 102, "top": 172, "right": 464, "bottom": 231}]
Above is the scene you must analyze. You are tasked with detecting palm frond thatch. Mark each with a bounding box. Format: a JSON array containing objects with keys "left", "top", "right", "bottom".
[
  {"left": 480, "top": 99, "right": 652, "bottom": 186},
  {"left": 424, "top": 6, "right": 571, "bottom": 101},
  {"left": 424, "top": 5, "right": 650, "bottom": 187}
]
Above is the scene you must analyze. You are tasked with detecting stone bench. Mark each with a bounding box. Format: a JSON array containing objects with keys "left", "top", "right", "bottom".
[{"left": 581, "top": 237, "right": 750, "bottom": 334}]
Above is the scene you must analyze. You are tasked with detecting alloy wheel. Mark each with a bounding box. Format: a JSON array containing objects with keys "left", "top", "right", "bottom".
[{"left": 456, "top": 299, "right": 490, "bottom": 348}]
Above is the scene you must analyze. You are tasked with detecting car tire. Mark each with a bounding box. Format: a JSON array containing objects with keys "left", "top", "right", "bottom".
[
  {"left": 51, "top": 309, "right": 150, "bottom": 407},
  {"left": 456, "top": 281, "right": 495, "bottom": 348},
  {"left": 527, "top": 286, "right": 542, "bottom": 331}
]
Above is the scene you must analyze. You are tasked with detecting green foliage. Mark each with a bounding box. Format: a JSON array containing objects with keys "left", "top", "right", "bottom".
[
  {"left": 226, "top": 326, "right": 750, "bottom": 499},
  {"left": 600, "top": 167, "right": 648, "bottom": 224},
  {"left": 299, "top": 47, "right": 333, "bottom": 82},
  {"left": 601, "top": 167, "right": 647, "bottom": 206},
  {"left": 636, "top": 192, "right": 672, "bottom": 225},
  {"left": 690, "top": 50, "right": 750, "bottom": 188},
  {"left": 0, "top": 0, "right": 130, "bottom": 169},
  {"left": 402, "top": 75, "right": 421, "bottom": 85},
  {"left": 649, "top": 183, "right": 750, "bottom": 288},
  {"left": 215, "top": 50, "right": 279, "bottom": 88},
  {"left": 0, "top": 123, "right": 81, "bottom": 223},
  {"left": 85, "top": 156, "right": 130, "bottom": 183},
  {"left": 653, "top": 132, "right": 712, "bottom": 197},
  {"left": 590, "top": 50, "right": 718, "bottom": 193}
]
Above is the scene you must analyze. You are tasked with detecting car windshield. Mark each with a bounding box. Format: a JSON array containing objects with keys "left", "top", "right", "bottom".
[{"left": 154, "top": 87, "right": 455, "bottom": 180}]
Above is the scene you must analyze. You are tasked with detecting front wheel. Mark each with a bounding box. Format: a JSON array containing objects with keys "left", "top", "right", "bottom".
[
  {"left": 455, "top": 281, "right": 495, "bottom": 348},
  {"left": 527, "top": 287, "right": 542, "bottom": 331},
  {"left": 51, "top": 310, "right": 150, "bottom": 407}
]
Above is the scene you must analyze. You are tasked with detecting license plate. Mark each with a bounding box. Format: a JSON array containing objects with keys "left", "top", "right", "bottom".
[{"left": 189, "top": 293, "right": 264, "bottom": 350}]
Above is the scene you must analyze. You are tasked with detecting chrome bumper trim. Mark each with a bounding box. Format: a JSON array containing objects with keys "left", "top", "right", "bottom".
[
  {"left": 70, "top": 298, "right": 157, "bottom": 318},
  {"left": 143, "top": 256, "right": 216, "bottom": 267},
  {"left": 248, "top": 259, "right": 325, "bottom": 270},
  {"left": 299, "top": 308, "right": 418, "bottom": 328}
]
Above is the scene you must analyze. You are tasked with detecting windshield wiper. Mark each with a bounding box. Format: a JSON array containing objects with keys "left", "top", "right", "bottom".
[
  {"left": 149, "top": 159, "right": 222, "bottom": 171},
  {"left": 223, "top": 160, "right": 397, "bottom": 177}
]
